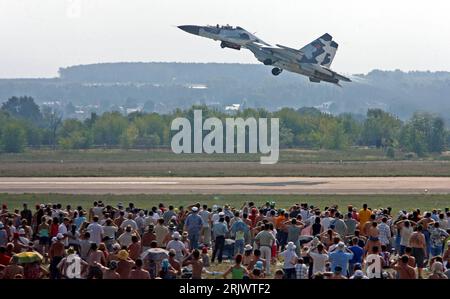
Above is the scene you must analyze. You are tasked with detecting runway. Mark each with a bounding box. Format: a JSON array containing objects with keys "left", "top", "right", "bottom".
[{"left": 1, "top": 177, "right": 450, "bottom": 195}]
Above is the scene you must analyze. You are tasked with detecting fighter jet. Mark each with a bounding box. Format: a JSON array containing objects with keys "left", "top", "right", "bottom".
[{"left": 178, "top": 24, "right": 351, "bottom": 86}]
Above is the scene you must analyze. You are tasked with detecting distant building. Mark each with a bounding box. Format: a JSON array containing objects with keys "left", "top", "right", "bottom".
[{"left": 225, "top": 104, "right": 241, "bottom": 111}]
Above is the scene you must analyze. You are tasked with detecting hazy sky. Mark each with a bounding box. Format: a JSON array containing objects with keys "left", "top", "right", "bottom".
[{"left": 1, "top": 0, "right": 449, "bottom": 78}]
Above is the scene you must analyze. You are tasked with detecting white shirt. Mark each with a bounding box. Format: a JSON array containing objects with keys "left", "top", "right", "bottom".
[
  {"left": 400, "top": 226, "right": 413, "bottom": 246},
  {"left": 87, "top": 222, "right": 104, "bottom": 245},
  {"left": 211, "top": 213, "right": 220, "bottom": 224},
  {"left": 58, "top": 223, "right": 69, "bottom": 246},
  {"left": 281, "top": 250, "right": 297, "bottom": 269},
  {"left": 321, "top": 217, "right": 332, "bottom": 230},
  {"left": 166, "top": 239, "right": 185, "bottom": 260},
  {"left": 103, "top": 225, "right": 118, "bottom": 240},
  {"left": 309, "top": 251, "right": 329, "bottom": 274},
  {"left": 199, "top": 210, "right": 211, "bottom": 228},
  {"left": 135, "top": 216, "right": 146, "bottom": 231},
  {"left": 117, "top": 232, "right": 133, "bottom": 247},
  {"left": 120, "top": 219, "right": 138, "bottom": 230}
]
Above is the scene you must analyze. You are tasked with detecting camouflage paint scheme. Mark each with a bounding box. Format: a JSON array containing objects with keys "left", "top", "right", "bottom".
[{"left": 178, "top": 25, "right": 351, "bottom": 86}]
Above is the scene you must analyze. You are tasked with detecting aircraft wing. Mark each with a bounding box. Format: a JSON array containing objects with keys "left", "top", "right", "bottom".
[{"left": 259, "top": 46, "right": 302, "bottom": 63}]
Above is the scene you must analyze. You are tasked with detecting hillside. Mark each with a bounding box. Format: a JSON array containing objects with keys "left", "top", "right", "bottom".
[{"left": 0, "top": 63, "right": 449, "bottom": 121}]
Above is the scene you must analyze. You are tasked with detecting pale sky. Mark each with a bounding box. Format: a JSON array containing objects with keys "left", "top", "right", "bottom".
[{"left": 0, "top": 0, "right": 449, "bottom": 78}]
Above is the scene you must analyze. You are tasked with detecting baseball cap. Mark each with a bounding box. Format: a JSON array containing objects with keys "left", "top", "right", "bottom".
[{"left": 192, "top": 207, "right": 198, "bottom": 212}]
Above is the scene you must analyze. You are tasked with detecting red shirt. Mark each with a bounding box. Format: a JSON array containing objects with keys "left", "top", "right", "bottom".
[
  {"left": 50, "top": 223, "right": 59, "bottom": 237},
  {"left": 0, "top": 253, "right": 11, "bottom": 266}
]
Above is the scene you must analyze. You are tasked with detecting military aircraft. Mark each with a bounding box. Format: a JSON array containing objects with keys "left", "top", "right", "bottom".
[{"left": 178, "top": 24, "right": 351, "bottom": 86}]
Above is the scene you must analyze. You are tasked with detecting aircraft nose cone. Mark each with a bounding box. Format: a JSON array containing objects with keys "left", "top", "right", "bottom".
[{"left": 178, "top": 25, "right": 201, "bottom": 35}]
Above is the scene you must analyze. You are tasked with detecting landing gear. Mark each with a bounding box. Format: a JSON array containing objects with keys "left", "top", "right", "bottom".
[
  {"left": 271, "top": 67, "right": 282, "bottom": 76},
  {"left": 263, "top": 59, "right": 273, "bottom": 66}
]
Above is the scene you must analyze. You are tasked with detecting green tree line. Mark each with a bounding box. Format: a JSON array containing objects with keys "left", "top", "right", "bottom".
[{"left": 0, "top": 96, "right": 448, "bottom": 157}]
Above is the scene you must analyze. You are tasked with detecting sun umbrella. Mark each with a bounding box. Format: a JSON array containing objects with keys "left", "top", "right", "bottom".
[
  {"left": 15, "top": 251, "right": 43, "bottom": 264},
  {"left": 141, "top": 248, "right": 168, "bottom": 262}
]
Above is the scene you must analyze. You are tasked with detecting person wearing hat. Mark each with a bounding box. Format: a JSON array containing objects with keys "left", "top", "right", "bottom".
[
  {"left": 280, "top": 242, "right": 298, "bottom": 279},
  {"left": 57, "top": 247, "right": 88, "bottom": 279},
  {"left": 184, "top": 207, "right": 204, "bottom": 250},
  {"left": 2, "top": 255, "right": 24, "bottom": 279},
  {"left": 211, "top": 216, "right": 228, "bottom": 264},
  {"left": 163, "top": 222, "right": 177, "bottom": 245},
  {"left": 107, "top": 243, "right": 122, "bottom": 263},
  {"left": 49, "top": 233, "right": 66, "bottom": 279},
  {"left": 166, "top": 231, "right": 186, "bottom": 262},
  {"left": 242, "top": 244, "right": 253, "bottom": 266},
  {"left": 116, "top": 249, "right": 135, "bottom": 279},
  {"left": 350, "top": 269, "right": 369, "bottom": 279},
  {"left": 328, "top": 241, "right": 354, "bottom": 277},
  {"left": 158, "top": 258, "right": 178, "bottom": 279}
]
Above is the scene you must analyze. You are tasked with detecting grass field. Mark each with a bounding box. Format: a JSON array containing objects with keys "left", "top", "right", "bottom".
[
  {"left": 2, "top": 149, "right": 450, "bottom": 177},
  {"left": 1, "top": 193, "right": 449, "bottom": 214}
]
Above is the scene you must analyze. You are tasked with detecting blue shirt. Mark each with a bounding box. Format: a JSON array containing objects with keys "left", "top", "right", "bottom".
[
  {"left": 185, "top": 213, "right": 204, "bottom": 234},
  {"left": 231, "top": 220, "right": 248, "bottom": 234},
  {"left": 74, "top": 216, "right": 86, "bottom": 230},
  {"left": 349, "top": 245, "right": 364, "bottom": 264},
  {"left": 212, "top": 222, "right": 229, "bottom": 237},
  {"left": 329, "top": 250, "right": 354, "bottom": 275}
]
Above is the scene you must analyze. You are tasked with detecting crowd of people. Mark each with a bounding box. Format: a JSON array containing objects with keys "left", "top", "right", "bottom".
[{"left": 0, "top": 200, "right": 449, "bottom": 279}]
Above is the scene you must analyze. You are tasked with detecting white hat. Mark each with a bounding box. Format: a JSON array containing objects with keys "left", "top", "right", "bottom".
[
  {"left": 287, "top": 241, "right": 296, "bottom": 250},
  {"left": 337, "top": 241, "right": 345, "bottom": 250},
  {"left": 18, "top": 228, "right": 26, "bottom": 235},
  {"left": 192, "top": 207, "right": 198, "bottom": 212},
  {"left": 40, "top": 204, "right": 45, "bottom": 209},
  {"left": 112, "top": 243, "right": 121, "bottom": 250},
  {"left": 52, "top": 237, "right": 58, "bottom": 242},
  {"left": 244, "top": 244, "right": 253, "bottom": 251},
  {"left": 172, "top": 232, "right": 181, "bottom": 239},
  {"left": 218, "top": 212, "right": 225, "bottom": 217},
  {"left": 57, "top": 233, "right": 64, "bottom": 240}
]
